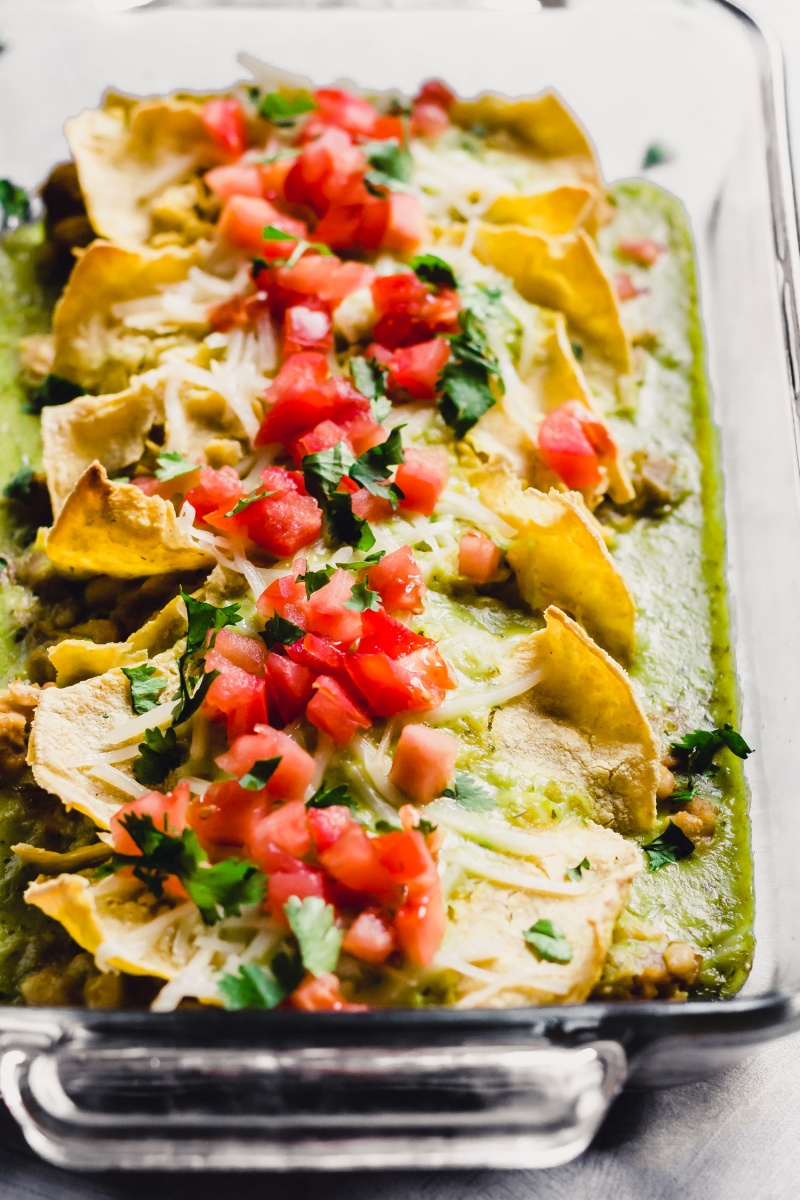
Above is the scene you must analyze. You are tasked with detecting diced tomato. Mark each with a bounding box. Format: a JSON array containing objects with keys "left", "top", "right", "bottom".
[
  {"left": 373, "top": 828, "right": 437, "bottom": 884},
  {"left": 286, "top": 418, "right": 348, "bottom": 466},
  {"left": 319, "top": 823, "right": 396, "bottom": 896},
  {"left": 537, "top": 403, "right": 603, "bottom": 489},
  {"left": 203, "top": 652, "right": 269, "bottom": 741},
  {"left": 339, "top": 409, "right": 385, "bottom": 456},
  {"left": 184, "top": 465, "right": 243, "bottom": 523},
  {"left": 350, "top": 487, "right": 394, "bottom": 524},
  {"left": 414, "top": 80, "right": 456, "bottom": 111},
  {"left": 368, "top": 546, "right": 426, "bottom": 614},
  {"left": 458, "top": 530, "right": 500, "bottom": 584},
  {"left": 266, "top": 255, "right": 374, "bottom": 313},
  {"left": 188, "top": 780, "right": 260, "bottom": 854},
  {"left": 266, "top": 867, "right": 328, "bottom": 923},
  {"left": 290, "top": 972, "right": 366, "bottom": 1012},
  {"left": 410, "top": 101, "right": 450, "bottom": 139},
  {"left": 381, "top": 192, "right": 429, "bottom": 256},
  {"left": 256, "top": 352, "right": 371, "bottom": 447},
  {"left": 283, "top": 305, "right": 333, "bottom": 356},
  {"left": 311, "top": 88, "right": 385, "bottom": 140},
  {"left": 306, "top": 675, "right": 372, "bottom": 745},
  {"left": 399, "top": 803, "right": 445, "bottom": 854},
  {"left": 208, "top": 291, "right": 270, "bottom": 333},
  {"left": 342, "top": 909, "right": 396, "bottom": 964},
  {"left": 396, "top": 447, "right": 449, "bottom": 516},
  {"left": 214, "top": 627, "right": 268, "bottom": 676},
  {"left": 307, "top": 805, "right": 354, "bottom": 853},
  {"left": 356, "top": 609, "right": 427, "bottom": 658},
  {"left": 388, "top": 724, "right": 458, "bottom": 804},
  {"left": 257, "top": 568, "right": 309, "bottom": 627},
  {"left": 218, "top": 466, "right": 323, "bottom": 558},
  {"left": 285, "top": 126, "right": 367, "bottom": 215},
  {"left": 394, "top": 880, "right": 445, "bottom": 966},
  {"left": 266, "top": 653, "right": 315, "bottom": 726},
  {"left": 205, "top": 162, "right": 263, "bottom": 201},
  {"left": 618, "top": 237, "right": 663, "bottom": 267},
  {"left": 371, "top": 272, "right": 461, "bottom": 349},
  {"left": 130, "top": 476, "right": 160, "bottom": 496},
  {"left": 202, "top": 97, "right": 248, "bottom": 159},
  {"left": 216, "top": 726, "right": 316, "bottom": 802},
  {"left": 388, "top": 337, "right": 450, "bottom": 400},
  {"left": 287, "top": 633, "right": 347, "bottom": 677},
  {"left": 614, "top": 271, "right": 646, "bottom": 301},
  {"left": 218, "top": 195, "right": 308, "bottom": 258},
  {"left": 110, "top": 781, "right": 190, "bottom": 856},
  {"left": 248, "top": 798, "right": 311, "bottom": 861},
  {"left": 346, "top": 645, "right": 455, "bottom": 717},
  {"left": 305, "top": 569, "right": 362, "bottom": 643}
]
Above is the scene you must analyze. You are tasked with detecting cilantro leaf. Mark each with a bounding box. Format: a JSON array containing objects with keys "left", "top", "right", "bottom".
[
  {"left": 439, "top": 311, "right": 503, "bottom": 439},
  {"left": 2, "top": 462, "right": 37, "bottom": 504},
  {"left": 417, "top": 817, "right": 438, "bottom": 835},
  {"left": 239, "top": 757, "right": 282, "bottom": 791},
  {"left": 25, "top": 373, "right": 83, "bottom": 415},
  {"left": 284, "top": 894, "right": 343, "bottom": 976},
  {"left": 224, "top": 486, "right": 276, "bottom": 517},
  {"left": 566, "top": 857, "right": 590, "bottom": 883},
  {"left": 271, "top": 946, "right": 304, "bottom": 993},
  {"left": 0, "top": 179, "right": 30, "bottom": 229},
  {"left": 345, "top": 580, "right": 380, "bottom": 612},
  {"left": 670, "top": 786, "right": 697, "bottom": 804},
  {"left": 350, "top": 355, "right": 389, "bottom": 405},
  {"left": 131, "top": 726, "right": 183, "bottom": 787},
  {"left": 302, "top": 443, "right": 355, "bottom": 502},
  {"left": 155, "top": 452, "right": 199, "bottom": 483},
  {"left": 218, "top": 962, "right": 286, "bottom": 1010},
  {"left": 297, "top": 565, "right": 334, "bottom": 598},
  {"left": 172, "top": 668, "right": 219, "bottom": 728},
  {"left": 336, "top": 551, "right": 385, "bottom": 572},
  {"left": 373, "top": 817, "right": 402, "bottom": 834},
  {"left": 642, "top": 821, "right": 695, "bottom": 872},
  {"left": 262, "top": 225, "right": 332, "bottom": 269},
  {"left": 260, "top": 613, "right": 304, "bottom": 648},
  {"left": 348, "top": 425, "right": 405, "bottom": 507},
  {"left": 361, "top": 138, "right": 412, "bottom": 195},
  {"left": 669, "top": 725, "right": 753, "bottom": 778},
  {"left": 181, "top": 590, "right": 242, "bottom": 659},
  {"left": 327, "top": 493, "right": 376, "bottom": 551},
  {"left": 122, "top": 663, "right": 167, "bottom": 715},
  {"left": 256, "top": 90, "right": 316, "bottom": 123},
  {"left": 306, "top": 782, "right": 357, "bottom": 810},
  {"left": 442, "top": 772, "right": 495, "bottom": 811},
  {"left": 411, "top": 254, "right": 457, "bottom": 289},
  {"left": 523, "top": 918, "right": 573, "bottom": 964},
  {"left": 99, "top": 813, "right": 266, "bottom": 924},
  {"left": 642, "top": 141, "right": 674, "bottom": 169},
  {"left": 460, "top": 283, "right": 504, "bottom": 323}
]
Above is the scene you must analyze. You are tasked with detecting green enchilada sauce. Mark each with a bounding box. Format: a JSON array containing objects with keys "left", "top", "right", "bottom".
[{"left": 0, "top": 181, "right": 753, "bottom": 1004}]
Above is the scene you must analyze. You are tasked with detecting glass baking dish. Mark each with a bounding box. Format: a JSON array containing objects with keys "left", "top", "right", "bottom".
[{"left": 1, "top": 0, "right": 800, "bottom": 1171}]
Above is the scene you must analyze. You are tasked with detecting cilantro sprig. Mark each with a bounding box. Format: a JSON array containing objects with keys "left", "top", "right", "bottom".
[
  {"left": 285, "top": 894, "right": 343, "bottom": 976},
  {"left": 524, "top": 919, "right": 572, "bottom": 964},
  {"left": 566, "top": 858, "right": 590, "bottom": 883},
  {"left": 411, "top": 253, "right": 457, "bottom": 289},
  {"left": 131, "top": 727, "right": 183, "bottom": 787},
  {"left": 224, "top": 485, "right": 276, "bottom": 517},
  {"left": 239, "top": 757, "right": 281, "bottom": 791},
  {"left": 442, "top": 772, "right": 495, "bottom": 812},
  {"left": 172, "top": 590, "right": 242, "bottom": 726},
  {"left": 302, "top": 434, "right": 406, "bottom": 552},
  {"left": 362, "top": 138, "right": 412, "bottom": 195},
  {"left": 438, "top": 308, "right": 504, "bottom": 439},
  {"left": 97, "top": 813, "right": 266, "bottom": 924},
  {"left": 669, "top": 725, "right": 752, "bottom": 779},
  {"left": 122, "top": 663, "right": 167, "bottom": 715},
  {"left": 260, "top": 613, "right": 304, "bottom": 648},
  {"left": 345, "top": 580, "right": 380, "bottom": 612},
  {"left": 305, "top": 781, "right": 357, "bottom": 810},
  {"left": 350, "top": 356, "right": 392, "bottom": 423},
  {"left": 254, "top": 89, "right": 316, "bottom": 125},
  {"left": 155, "top": 452, "right": 199, "bottom": 483},
  {"left": 642, "top": 821, "right": 695, "bottom": 872},
  {"left": 218, "top": 962, "right": 286, "bottom": 1010}
]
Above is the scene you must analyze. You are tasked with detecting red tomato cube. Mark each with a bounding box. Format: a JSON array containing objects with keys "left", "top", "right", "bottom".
[
  {"left": 318, "top": 823, "right": 396, "bottom": 896},
  {"left": 537, "top": 404, "right": 602, "bottom": 488},
  {"left": 290, "top": 972, "right": 365, "bottom": 1012},
  {"left": 458, "top": 530, "right": 500, "bottom": 584},
  {"left": 110, "top": 781, "right": 190, "bottom": 855},
  {"left": 216, "top": 726, "right": 316, "bottom": 802},
  {"left": 266, "top": 867, "right": 328, "bottom": 923},
  {"left": 305, "top": 569, "right": 363, "bottom": 643},
  {"left": 218, "top": 195, "right": 308, "bottom": 258},
  {"left": 394, "top": 880, "right": 445, "bottom": 966},
  {"left": 368, "top": 545, "right": 427, "bottom": 614},
  {"left": 388, "top": 337, "right": 450, "bottom": 400},
  {"left": 306, "top": 675, "right": 372, "bottom": 745},
  {"left": 214, "top": 627, "right": 268, "bottom": 676},
  {"left": 248, "top": 798, "right": 311, "bottom": 861},
  {"left": 283, "top": 305, "right": 333, "bottom": 356},
  {"left": 307, "top": 805, "right": 354, "bottom": 853},
  {"left": 381, "top": 192, "right": 429, "bottom": 255},
  {"left": 388, "top": 723, "right": 458, "bottom": 804},
  {"left": 342, "top": 909, "right": 396, "bottom": 964},
  {"left": 202, "top": 97, "right": 248, "bottom": 158},
  {"left": 204, "top": 162, "right": 263, "bottom": 201},
  {"left": 396, "top": 447, "right": 449, "bottom": 515},
  {"left": 266, "top": 653, "right": 315, "bottom": 726}
]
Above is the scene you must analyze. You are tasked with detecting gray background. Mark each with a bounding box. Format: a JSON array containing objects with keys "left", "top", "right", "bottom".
[{"left": 3, "top": 0, "right": 800, "bottom": 1194}]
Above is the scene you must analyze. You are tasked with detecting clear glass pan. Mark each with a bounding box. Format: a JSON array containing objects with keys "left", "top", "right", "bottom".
[{"left": 1, "top": 0, "right": 799, "bottom": 1170}]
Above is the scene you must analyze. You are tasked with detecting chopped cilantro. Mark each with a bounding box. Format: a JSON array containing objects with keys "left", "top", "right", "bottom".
[
  {"left": 239, "top": 757, "right": 282, "bottom": 791},
  {"left": 25, "top": 373, "right": 83, "bottom": 415},
  {"left": 345, "top": 579, "right": 380, "bottom": 612},
  {"left": 669, "top": 725, "right": 753, "bottom": 778},
  {"left": 566, "top": 857, "right": 590, "bottom": 883},
  {"left": 2, "top": 462, "right": 36, "bottom": 504},
  {"left": 98, "top": 813, "right": 265, "bottom": 924},
  {"left": 256, "top": 90, "right": 316, "bottom": 124},
  {"left": 439, "top": 310, "right": 503, "bottom": 439},
  {"left": 297, "top": 565, "right": 335, "bottom": 597},
  {"left": 348, "top": 425, "right": 405, "bottom": 507},
  {"left": 155, "top": 452, "right": 199, "bottom": 483},
  {"left": 361, "top": 138, "right": 412, "bottom": 195},
  {"left": 417, "top": 817, "right": 438, "bottom": 836},
  {"left": 460, "top": 283, "right": 504, "bottom": 323},
  {"left": 122, "top": 663, "right": 167, "bottom": 715},
  {"left": 131, "top": 726, "right": 183, "bottom": 787},
  {"left": 523, "top": 918, "right": 573, "bottom": 964},
  {"left": 442, "top": 772, "right": 495, "bottom": 811},
  {"left": 411, "top": 254, "right": 457, "bottom": 289},
  {"left": 301, "top": 444, "right": 376, "bottom": 551},
  {"left": 224, "top": 485, "right": 276, "bottom": 517},
  {"left": 218, "top": 962, "right": 286, "bottom": 1010},
  {"left": 284, "top": 894, "right": 343, "bottom": 976},
  {"left": 570, "top": 341, "right": 585, "bottom": 362},
  {"left": 306, "top": 782, "right": 357, "bottom": 810},
  {"left": 172, "top": 591, "right": 241, "bottom": 726},
  {"left": 327, "top": 492, "right": 376, "bottom": 551},
  {"left": 642, "top": 821, "right": 695, "bottom": 872},
  {"left": 0, "top": 179, "right": 30, "bottom": 228},
  {"left": 262, "top": 224, "right": 332, "bottom": 269},
  {"left": 260, "top": 613, "right": 304, "bottom": 648},
  {"left": 642, "top": 141, "right": 674, "bottom": 169},
  {"left": 670, "top": 786, "right": 697, "bottom": 804},
  {"left": 336, "top": 551, "right": 385, "bottom": 572},
  {"left": 350, "top": 355, "right": 392, "bottom": 423},
  {"left": 373, "top": 817, "right": 402, "bottom": 834}
]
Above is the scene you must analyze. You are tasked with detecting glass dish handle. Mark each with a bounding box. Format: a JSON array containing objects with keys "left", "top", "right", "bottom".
[{"left": 0, "top": 1020, "right": 626, "bottom": 1170}]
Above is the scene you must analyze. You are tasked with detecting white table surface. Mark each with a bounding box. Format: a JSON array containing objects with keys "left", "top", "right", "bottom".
[{"left": 3, "top": 0, "right": 800, "bottom": 1195}]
